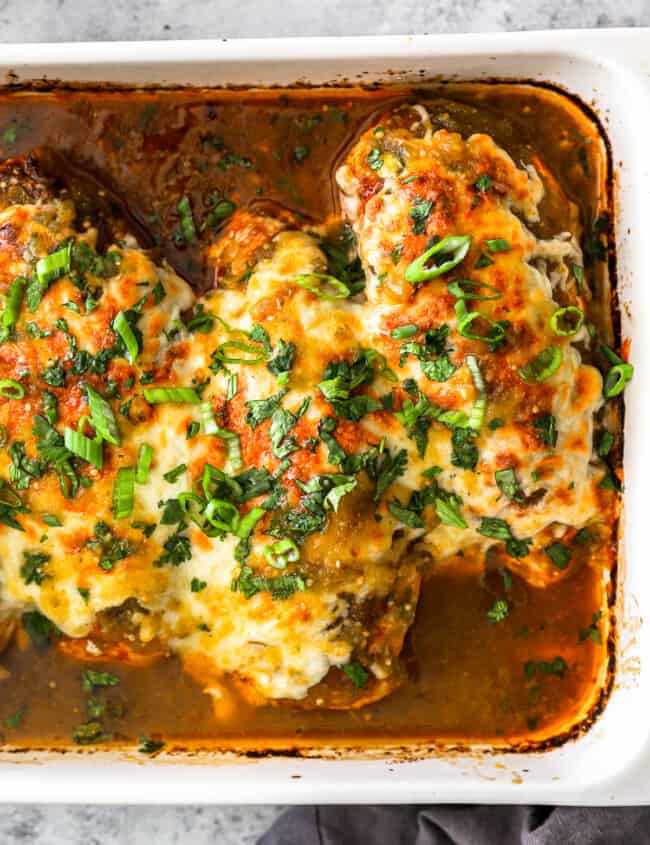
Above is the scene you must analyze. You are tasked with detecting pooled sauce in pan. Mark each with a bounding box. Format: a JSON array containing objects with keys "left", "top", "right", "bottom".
[{"left": 0, "top": 84, "right": 619, "bottom": 752}]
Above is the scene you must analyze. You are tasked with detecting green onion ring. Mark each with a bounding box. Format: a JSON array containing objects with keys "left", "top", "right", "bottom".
[
  {"left": 550, "top": 306, "right": 585, "bottom": 337},
  {"left": 466, "top": 355, "right": 486, "bottom": 430},
  {"left": 455, "top": 301, "right": 506, "bottom": 344},
  {"left": 405, "top": 235, "right": 472, "bottom": 284},
  {"left": 263, "top": 537, "right": 300, "bottom": 570},
  {"left": 448, "top": 278, "right": 501, "bottom": 301},
  {"left": 294, "top": 273, "right": 351, "bottom": 300},
  {"left": 0, "top": 379, "right": 24, "bottom": 399},
  {"left": 213, "top": 340, "right": 267, "bottom": 365},
  {"left": 204, "top": 498, "right": 239, "bottom": 533},
  {"left": 604, "top": 363, "right": 634, "bottom": 398},
  {"left": 518, "top": 346, "right": 563, "bottom": 383}
]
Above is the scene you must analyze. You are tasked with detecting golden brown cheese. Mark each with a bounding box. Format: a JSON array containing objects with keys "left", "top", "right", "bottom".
[
  {"left": 0, "top": 104, "right": 617, "bottom": 708},
  {"left": 337, "top": 105, "right": 607, "bottom": 587}
]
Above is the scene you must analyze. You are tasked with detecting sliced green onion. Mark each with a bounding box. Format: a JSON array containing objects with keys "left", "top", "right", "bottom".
[
  {"left": 405, "top": 235, "right": 472, "bottom": 284},
  {"left": 0, "top": 276, "right": 26, "bottom": 340},
  {"left": 135, "top": 443, "right": 153, "bottom": 483},
  {"left": 264, "top": 537, "right": 300, "bottom": 570},
  {"left": 200, "top": 464, "right": 243, "bottom": 501},
  {"left": 604, "top": 363, "right": 634, "bottom": 398},
  {"left": 236, "top": 507, "right": 265, "bottom": 540},
  {"left": 200, "top": 401, "right": 220, "bottom": 436},
  {"left": 485, "top": 238, "right": 511, "bottom": 253},
  {"left": 113, "top": 467, "right": 135, "bottom": 519},
  {"left": 0, "top": 480, "right": 24, "bottom": 510},
  {"left": 163, "top": 463, "right": 186, "bottom": 484},
  {"left": 143, "top": 387, "right": 201, "bottom": 404},
  {"left": 226, "top": 373, "right": 238, "bottom": 400},
  {"left": 197, "top": 402, "right": 243, "bottom": 471},
  {"left": 600, "top": 344, "right": 634, "bottom": 399},
  {"left": 85, "top": 385, "right": 120, "bottom": 446},
  {"left": 364, "top": 348, "right": 398, "bottom": 383},
  {"left": 213, "top": 341, "right": 267, "bottom": 365},
  {"left": 518, "top": 346, "right": 563, "bottom": 382},
  {"left": 550, "top": 306, "right": 584, "bottom": 337},
  {"left": 64, "top": 426, "right": 103, "bottom": 469},
  {"left": 178, "top": 492, "right": 205, "bottom": 528},
  {"left": 204, "top": 498, "right": 239, "bottom": 533},
  {"left": 113, "top": 311, "right": 139, "bottom": 364},
  {"left": 294, "top": 273, "right": 351, "bottom": 300},
  {"left": 455, "top": 301, "right": 506, "bottom": 345},
  {"left": 36, "top": 243, "right": 72, "bottom": 285},
  {"left": 0, "top": 379, "right": 24, "bottom": 399},
  {"left": 390, "top": 324, "right": 419, "bottom": 340},
  {"left": 177, "top": 196, "right": 197, "bottom": 244},
  {"left": 573, "top": 264, "right": 585, "bottom": 289},
  {"left": 178, "top": 493, "right": 208, "bottom": 533},
  {"left": 466, "top": 355, "right": 486, "bottom": 430},
  {"left": 224, "top": 432, "right": 243, "bottom": 472},
  {"left": 448, "top": 278, "right": 501, "bottom": 301}
]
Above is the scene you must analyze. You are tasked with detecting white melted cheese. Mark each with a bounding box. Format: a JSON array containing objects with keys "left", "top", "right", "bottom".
[{"left": 0, "top": 113, "right": 615, "bottom": 702}]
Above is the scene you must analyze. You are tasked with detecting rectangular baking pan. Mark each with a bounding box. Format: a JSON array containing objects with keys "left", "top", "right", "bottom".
[{"left": 0, "top": 28, "right": 648, "bottom": 805}]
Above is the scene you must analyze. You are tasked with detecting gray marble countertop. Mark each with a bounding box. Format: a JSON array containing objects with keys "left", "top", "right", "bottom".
[{"left": 0, "top": 1, "right": 648, "bottom": 843}]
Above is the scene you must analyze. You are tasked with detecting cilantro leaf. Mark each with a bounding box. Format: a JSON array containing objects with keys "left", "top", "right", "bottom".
[
  {"left": 245, "top": 388, "right": 288, "bottom": 429},
  {"left": 22, "top": 610, "right": 59, "bottom": 650},
  {"left": 533, "top": 413, "right": 557, "bottom": 448},
  {"left": 232, "top": 565, "right": 305, "bottom": 600},
  {"left": 20, "top": 551, "right": 49, "bottom": 585},
  {"left": 545, "top": 542, "right": 572, "bottom": 570},
  {"left": 451, "top": 427, "right": 478, "bottom": 470},
  {"left": 487, "top": 598, "right": 509, "bottom": 624},
  {"left": 267, "top": 340, "right": 296, "bottom": 382},
  {"left": 374, "top": 448, "right": 408, "bottom": 504},
  {"left": 495, "top": 468, "right": 525, "bottom": 503},
  {"left": 341, "top": 661, "right": 370, "bottom": 688}
]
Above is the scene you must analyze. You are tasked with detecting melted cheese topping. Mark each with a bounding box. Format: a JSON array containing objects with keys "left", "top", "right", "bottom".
[{"left": 0, "top": 108, "right": 617, "bottom": 705}]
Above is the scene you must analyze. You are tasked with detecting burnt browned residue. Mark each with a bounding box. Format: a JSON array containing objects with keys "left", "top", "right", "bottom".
[{"left": 0, "top": 79, "right": 619, "bottom": 758}]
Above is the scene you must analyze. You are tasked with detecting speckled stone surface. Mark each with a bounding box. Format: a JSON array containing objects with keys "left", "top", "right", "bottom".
[
  {"left": 0, "top": 2, "right": 647, "bottom": 843},
  {"left": 0, "top": 0, "right": 648, "bottom": 40}
]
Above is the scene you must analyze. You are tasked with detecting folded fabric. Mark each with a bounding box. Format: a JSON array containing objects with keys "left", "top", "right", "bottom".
[{"left": 258, "top": 805, "right": 650, "bottom": 844}]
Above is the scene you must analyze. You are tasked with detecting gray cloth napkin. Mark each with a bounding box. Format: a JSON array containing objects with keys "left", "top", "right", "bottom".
[{"left": 258, "top": 805, "right": 650, "bottom": 844}]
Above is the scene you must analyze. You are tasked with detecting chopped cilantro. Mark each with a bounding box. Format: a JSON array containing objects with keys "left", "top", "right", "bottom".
[
  {"left": 232, "top": 565, "right": 305, "bottom": 600},
  {"left": 545, "top": 542, "right": 572, "bottom": 570},
  {"left": 409, "top": 196, "right": 433, "bottom": 234},
  {"left": 367, "top": 148, "right": 383, "bottom": 171},
  {"left": 191, "top": 577, "right": 207, "bottom": 593},
  {"left": 579, "top": 611, "right": 603, "bottom": 644},
  {"left": 341, "top": 661, "right": 370, "bottom": 688},
  {"left": 82, "top": 669, "right": 119, "bottom": 691},
  {"left": 20, "top": 551, "right": 49, "bottom": 585},
  {"left": 267, "top": 339, "right": 295, "bottom": 383},
  {"left": 154, "top": 528, "right": 191, "bottom": 567},
  {"left": 494, "top": 468, "right": 525, "bottom": 504},
  {"left": 139, "top": 737, "right": 165, "bottom": 754},
  {"left": 22, "top": 610, "right": 59, "bottom": 650},
  {"left": 245, "top": 388, "right": 287, "bottom": 429},
  {"left": 474, "top": 174, "right": 492, "bottom": 192},
  {"left": 533, "top": 413, "right": 557, "bottom": 448},
  {"left": 487, "top": 598, "right": 509, "bottom": 624},
  {"left": 524, "top": 657, "right": 568, "bottom": 679},
  {"left": 583, "top": 214, "right": 609, "bottom": 267},
  {"left": 451, "top": 427, "right": 478, "bottom": 470}
]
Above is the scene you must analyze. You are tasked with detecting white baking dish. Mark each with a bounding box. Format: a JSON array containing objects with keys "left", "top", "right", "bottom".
[{"left": 0, "top": 28, "right": 649, "bottom": 805}]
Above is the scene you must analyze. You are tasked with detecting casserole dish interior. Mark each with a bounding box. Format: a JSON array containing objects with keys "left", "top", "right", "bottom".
[{"left": 0, "top": 31, "right": 647, "bottom": 805}]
